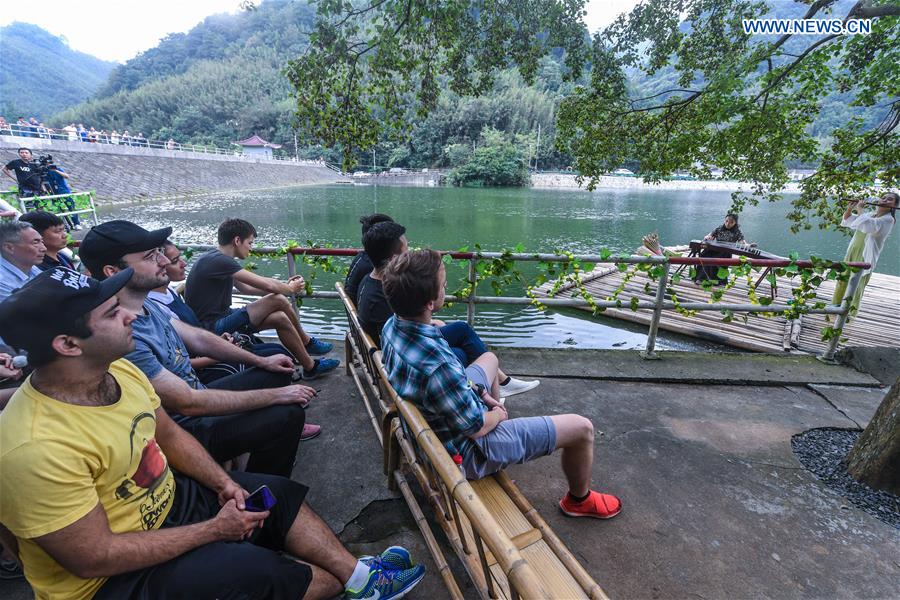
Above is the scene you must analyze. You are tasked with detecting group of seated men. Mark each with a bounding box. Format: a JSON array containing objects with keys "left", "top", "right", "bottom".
[
  {"left": 0, "top": 211, "right": 622, "bottom": 599},
  {"left": 345, "top": 213, "right": 621, "bottom": 515},
  {"left": 0, "top": 216, "right": 433, "bottom": 599}
]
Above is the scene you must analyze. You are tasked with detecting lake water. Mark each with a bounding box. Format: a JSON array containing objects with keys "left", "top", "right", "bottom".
[{"left": 105, "top": 184, "right": 899, "bottom": 350}]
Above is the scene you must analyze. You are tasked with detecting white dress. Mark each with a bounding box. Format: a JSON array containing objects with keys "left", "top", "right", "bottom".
[{"left": 841, "top": 213, "right": 894, "bottom": 274}]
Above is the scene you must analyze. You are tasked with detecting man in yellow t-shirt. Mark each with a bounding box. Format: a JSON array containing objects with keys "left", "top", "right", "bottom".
[{"left": 0, "top": 267, "right": 427, "bottom": 599}]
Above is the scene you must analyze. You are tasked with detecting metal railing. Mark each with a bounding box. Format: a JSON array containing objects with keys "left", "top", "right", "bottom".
[
  {"left": 16, "top": 191, "right": 100, "bottom": 226},
  {"left": 0, "top": 124, "right": 342, "bottom": 170},
  {"left": 168, "top": 245, "right": 868, "bottom": 362}
]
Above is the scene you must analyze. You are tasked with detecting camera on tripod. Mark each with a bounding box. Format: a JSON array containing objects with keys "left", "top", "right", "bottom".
[{"left": 34, "top": 154, "right": 55, "bottom": 178}]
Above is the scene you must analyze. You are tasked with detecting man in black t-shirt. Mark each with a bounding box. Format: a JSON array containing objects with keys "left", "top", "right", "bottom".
[
  {"left": 357, "top": 222, "right": 408, "bottom": 345},
  {"left": 2, "top": 148, "right": 44, "bottom": 196},
  {"left": 185, "top": 218, "right": 339, "bottom": 380},
  {"left": 344, "top": 213, "right": 395, "bottom": 304},
  {"left": 358, "top": 221, "right": 541, "bottom": 398}
]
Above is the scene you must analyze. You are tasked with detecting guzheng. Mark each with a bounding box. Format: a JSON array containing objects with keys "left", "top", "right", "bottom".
[{"left": 688, "top": 240, "right": 785, "bottom": 260}]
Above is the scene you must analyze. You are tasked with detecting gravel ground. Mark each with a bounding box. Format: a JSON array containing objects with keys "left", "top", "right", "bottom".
[{"left": 792, "top": 428, "right": 900, "bottom": 529}]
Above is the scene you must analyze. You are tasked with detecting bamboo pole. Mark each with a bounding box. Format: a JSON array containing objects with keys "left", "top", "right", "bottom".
[
  {"left": 394, "top": 426, "right": 452, "bottom": 522},
  {"left": 386, "top": 419, "right": 402, "bottom": 487},
  {"left": 376, "top": 347, "right": 551, "bottom": 596},
  {"left": 395, "top": 430, "right": 492, "bottom": 599},
  {"left": 392, "top": 396, "right": 550, "bottom": 598},
  {"left": 641, "top": 262, "right": 669, "bottom": 359},
  {"left": 495, "top": 473, "right": 609, "bottom": 600},
  {"left": 336, "top": 283, "right": 392, "bottom": 444},
  {"left": 821, "top": 269, "right": 864, "bottom": 362},
  {"left": 346, "top": 355, "right": 384, "bottom": 445},
  {"left": 344, "top": 332, "right": 353, "bottom": 376},
  {"left": 393, "top": 470, "right": 466, "bottom": 600},
  {"left": 473, "top": 531, "right": 497, "bottom": 598},
  {"left": 467, "top": 258, "right": 477, "bottom": 326}
]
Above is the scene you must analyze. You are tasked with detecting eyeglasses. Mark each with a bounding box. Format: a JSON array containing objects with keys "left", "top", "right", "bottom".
[{"left": 142, "top": 247, "right": 165, "bottom": 262}]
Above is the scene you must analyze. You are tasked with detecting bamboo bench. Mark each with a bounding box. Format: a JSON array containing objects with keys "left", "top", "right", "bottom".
[{"left": 337, "top": 282, "right": 608, "bottom": 600}]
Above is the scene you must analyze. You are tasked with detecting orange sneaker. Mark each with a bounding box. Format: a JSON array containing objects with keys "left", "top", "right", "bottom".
[{"left": 559, "top": 491, "right": 622, "bottom": 519}]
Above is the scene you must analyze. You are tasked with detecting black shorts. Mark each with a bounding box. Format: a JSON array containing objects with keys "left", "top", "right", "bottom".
[{"left": 95, "top": 471, "right": 312, "bottom": 600}]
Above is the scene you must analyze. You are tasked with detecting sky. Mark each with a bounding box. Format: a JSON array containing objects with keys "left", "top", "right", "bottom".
[{"left": 0, "top": 0, "right": 639, "bottom": 64}]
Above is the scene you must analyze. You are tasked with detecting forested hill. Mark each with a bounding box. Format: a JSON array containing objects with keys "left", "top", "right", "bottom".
[
  {"left": 52, "top": 0, "right": 582, "bottom": 168},
  {"left": 0, "top": 22, "right": 116, "bottom": 117},
  {"left": 54, "top": 0, "right": 314, "bottom": 152},
  {"left": 94, "top": 1, "right": 315, "bottom": 98}
]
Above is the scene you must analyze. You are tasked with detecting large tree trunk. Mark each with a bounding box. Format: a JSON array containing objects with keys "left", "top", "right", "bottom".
[{"left": 845, "top": 379, "right": 900, "bottom": 495}]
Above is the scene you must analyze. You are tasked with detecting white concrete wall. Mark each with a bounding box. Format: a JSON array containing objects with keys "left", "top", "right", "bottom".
[{"left": 530, "top": 172, "right": 802, "bottom": 193}]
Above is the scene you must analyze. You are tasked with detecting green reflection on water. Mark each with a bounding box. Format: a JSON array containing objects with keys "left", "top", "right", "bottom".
[{"left": 106, "top": 184, "right": 899, "bottom": 348}]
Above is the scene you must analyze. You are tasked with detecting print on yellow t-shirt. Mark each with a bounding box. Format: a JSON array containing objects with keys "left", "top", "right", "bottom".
[
  {"left": 113, "top": 411, "right": 172, "bottom": 531},
  {"left": 0, "top": 359, "right": 176, "bottom": 600}
]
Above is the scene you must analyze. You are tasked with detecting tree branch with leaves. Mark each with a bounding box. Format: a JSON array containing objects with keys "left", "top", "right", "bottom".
[
  {"left": 286, "top": 0, "right": 591, "bottom": 170},
  {"left": 556, "top": 0, "right": 898, "bottom": 232}
]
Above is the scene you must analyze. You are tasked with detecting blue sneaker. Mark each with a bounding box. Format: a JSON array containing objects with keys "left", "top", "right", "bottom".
[
  {"left": 305, "top": 336, "right": 333, "bottom": 356},
  {"left": 360, "top": 546, "right": 413, "bottom": 571},
  {"left": 301, "top": 358, "right": 340, "bottom": 379},
  {"left": 345, "top": 564, "right": 426, "bottom": 600}
]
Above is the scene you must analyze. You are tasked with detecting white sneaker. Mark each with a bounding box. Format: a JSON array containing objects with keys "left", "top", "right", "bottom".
[{"left": 500, "top": 377, "right": 540, "bottom": 397}]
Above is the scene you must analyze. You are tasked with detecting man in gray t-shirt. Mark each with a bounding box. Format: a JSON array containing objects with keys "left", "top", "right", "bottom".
[
  {"left": 127, "top": 300, "right": 205, "bottom": 396},
  {"left": 184, "top": 248, "right": 241, "bottom": 330}
]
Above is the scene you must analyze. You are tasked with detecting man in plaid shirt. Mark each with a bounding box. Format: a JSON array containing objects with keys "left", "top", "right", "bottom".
[{"left": 380, "top": 250, "right": 622, "bottom": 520}]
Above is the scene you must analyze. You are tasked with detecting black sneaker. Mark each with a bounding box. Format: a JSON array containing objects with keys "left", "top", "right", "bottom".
[{"left": 0, "top": 558, "right": 23, "bottom": 580}]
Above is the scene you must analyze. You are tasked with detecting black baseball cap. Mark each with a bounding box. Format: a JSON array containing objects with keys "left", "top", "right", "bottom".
[
  {"left": 79, "top": 220, "right": 172, "bottom": 279},
  {"left": 0, "top": 267, "right": 133, "bottom": 352}
]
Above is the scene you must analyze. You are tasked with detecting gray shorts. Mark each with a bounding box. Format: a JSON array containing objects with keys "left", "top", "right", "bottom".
[
  {"left": 464, "top": 364, "right": 490, "bottom": 392},
  {"left": 461, "top": 415, "right": 557, "bottom": 479}
]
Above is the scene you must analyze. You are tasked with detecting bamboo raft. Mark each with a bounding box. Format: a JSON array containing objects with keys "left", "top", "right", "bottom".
[{"left": 533, "top": 266, "right": 900, "bottom": 354}]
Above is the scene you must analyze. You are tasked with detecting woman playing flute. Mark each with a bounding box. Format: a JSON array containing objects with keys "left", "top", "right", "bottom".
[{"left": 832, "top": 191, "right": 898, "bottom": 314}]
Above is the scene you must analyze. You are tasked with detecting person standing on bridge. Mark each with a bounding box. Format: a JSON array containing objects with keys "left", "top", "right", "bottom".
[
  {"left": 44, "top": 157, "right": 82, "bottom": 230},
  {"left": 3, "top": 148, "right": 45, "bottom": 197},
  {"left": 832, "top": 191, "right": 898, "bottom": 315}
]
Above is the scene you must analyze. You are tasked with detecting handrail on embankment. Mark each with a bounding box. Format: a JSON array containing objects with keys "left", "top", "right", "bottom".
[
  {"left": 164, "top": 244, "right": 869, "bottom": 363},
  {"left": 0, "top": 124, "right": 343, "bottom": 171}
]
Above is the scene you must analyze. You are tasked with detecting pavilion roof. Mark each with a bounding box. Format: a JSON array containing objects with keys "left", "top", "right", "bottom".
[{"left": 232, "top": 134, "right": 282, "bottom": 148}]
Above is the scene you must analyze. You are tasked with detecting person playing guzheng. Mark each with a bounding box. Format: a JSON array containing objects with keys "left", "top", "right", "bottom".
[{"left": 693, "top": 213, "right": 749, "bottom": 283}]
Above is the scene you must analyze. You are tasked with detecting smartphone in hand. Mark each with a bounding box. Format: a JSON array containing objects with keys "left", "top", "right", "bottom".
[{"left": 245, "top": 485, "right": 276, "bottom": 512}]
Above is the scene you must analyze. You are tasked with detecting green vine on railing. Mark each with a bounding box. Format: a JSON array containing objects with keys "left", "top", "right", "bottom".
[
  {"left": 181, "top": 241, "right": 860, "bottom": 343},
  {"left": 441, "top": 246, "right": 858, "bottom": 343}
]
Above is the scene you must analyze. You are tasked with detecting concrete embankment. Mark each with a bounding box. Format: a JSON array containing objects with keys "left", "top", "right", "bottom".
[
  {"left": 531, "top": 171, "right": 803, "bottom": 193},
  {"left": 0, "top": 137, "right": 340, "bottom": 203},
  {"left": 349, "top": 170, "right": 446, "bottom": 186}
]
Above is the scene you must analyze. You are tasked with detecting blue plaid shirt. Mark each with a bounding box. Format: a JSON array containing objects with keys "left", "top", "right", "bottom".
[{"left": 380, "top": 315, "right": 485, "bottom": 456}]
